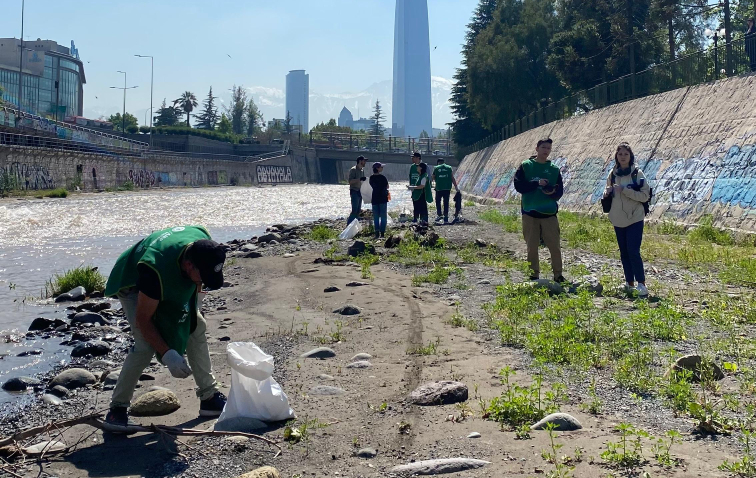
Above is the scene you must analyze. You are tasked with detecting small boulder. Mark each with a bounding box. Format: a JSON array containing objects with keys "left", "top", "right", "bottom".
[
  {"left": 351, "top": 353, "right": 372, "bottom": 361},
  {"left": 531, "top": 413, "right": 583, "bottom": 431},
  {"left": 570, "top": 276, "right": 603, "bottom": 295},
  {"left": 317, "top": 374, "right": 335, "bottom": 381},
  {"left": 48, "top": 385, "right": 69, "bottom": 397},
  {"left": 71, "top": 312, "right": 110, "bottom": 326},
  {"left": 324, "top": 286, "right": 341, "bottom": 293},
  {"left": 474, "top": 239, "right": 488, "bottom": 247},
  {"left": 28, "top": 317, "right": 66, "bottom": 331},
  {"left": 244, "top": 251, "right": 263, "bottom": 259},
  {"left": 54, "top": 286, "right": 86, "bottom": 303},
  {"left": 17, "top": 349, "right": 42, "bottom": 357},
  {"left": 42, "top": 394, "right": 63, "bottom": 406},
  {"left": 257, "top": 233, "right": 282, "bottom": 244},
  {"left": 300, "top": 347, "right": 336, "bottom": 359},
  {"left": 346, "top": 360, "right": 372, "bottom": 369},
  {"left": 421, "top": 232, "right": 440, "bottom": 247},
  {"left": 23, "top": 440, "right": 67, "bottom": 455},
  {"left": 390, "top": 458, "right": 490, "bottom": 475},
  {"left": 49, "top": 368, "right": 97, "bottom": 390},
  {"left": 667, "top": 354, "right": 725, "bottom": 382},
  {"left": 356, "top": 447, "right": 377, "bottom": 458},
  {"left": 214, "top": 417, "right": 267, "bottom": 432},
  {"left": 237, "top": 467, "right": 281, "bottom": 478},
  {"left": 102, "top": 370, "right": 121, "bottom": 386},
  {"left": 467, "top": 432, "right": 481, "bottom": 438},
  {"left": 2, "top": 376, "right": 41, "bottom": 391},
  {"left": 346, "top": 281, "right": 369, "bottom": 287},
  {"left": 71, "top": 340, "right": 111, "bottom": 358},
  {"left": 409, "top": 381, "right": 468, "bottom": 406},
  {"left": 75, "top": 302, "right": 111, "bottom": 313},
  {"left": 347, "top": 241, "right": 375, "bottom": 257},
  {"left": 130, "top": 389, "right": 181, "bottom": 416},
  {"left": 333, "top": 305, "right": 360, "bottom": 315},
  {"left": 385, "top": 235, "right": 402, "bottom": 249},
  {"left": 309, "top": 385, "right": 345, "bottom": 396}
]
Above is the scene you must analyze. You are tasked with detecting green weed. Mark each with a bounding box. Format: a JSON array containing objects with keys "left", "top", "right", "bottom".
[
  {"left": 36, "top": 188, "right": 68, "bottom": 199},
  {"left": 412, "top": 265, "right": 461, "bottom": 286},
  {"left": 479, "top": 208, "right": 522, "bottom": 233},
  {"left": 485, "top": 367, "right": 564, "bottom": 429},
  {"left": 601, "top": 422, "right": 649, "bottom": 468},
  {"left": 307, "top": 225, "right": 338, "bottom": 242},
  {"left": 45, "top": 265, "right": 106, "bottom": 297}
]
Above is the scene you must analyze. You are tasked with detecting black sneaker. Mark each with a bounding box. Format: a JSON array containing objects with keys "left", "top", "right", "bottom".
[
  {"left": 105, "top": 407, "right": 137, "bottom": 428},
  {"left": 199, "top": 391, "right": 227, "bottom": 417},
  {"left": 554, "top": 276, "right": 568, "bottom": 284},
  {"left": 529, "top": 275, "right": 539, "bottom": 281}
]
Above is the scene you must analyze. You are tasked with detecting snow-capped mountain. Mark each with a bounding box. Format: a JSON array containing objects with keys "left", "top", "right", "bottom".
[{"left": 247, "top": 76, "right": 453, "bottom": 130}]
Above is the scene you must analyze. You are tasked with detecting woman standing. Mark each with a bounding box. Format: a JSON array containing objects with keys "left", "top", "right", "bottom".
[
  {"left": 603, "top": 143, "right": 651, "bottom": 297},
  {"left": 369, "top": 162, "right": 389, "bottom": 239},
  {"left": 407, "top": 162, "right": 431, "bottom": 225}
]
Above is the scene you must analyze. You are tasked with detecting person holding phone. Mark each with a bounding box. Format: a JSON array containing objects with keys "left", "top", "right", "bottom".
[{"left": 348, "top": 156, "right": 368, "bottom": 224}]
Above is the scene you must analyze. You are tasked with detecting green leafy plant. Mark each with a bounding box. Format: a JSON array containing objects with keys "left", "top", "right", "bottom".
[
  {"left": 412, "top": 264, "right": 461, "bottom": 286},
  {"left": 720, "top": 429, "right": 756, "bottom": 476},
  {"left": 45, "top": 265, "right": 106, "bottom": 297},
  {"left": 485, "top": 367, "right": 563, "bottom": 429},
  {"left": 307, "top": 225, "right": 338, "bottom": 242},
  {"left": 652, "top": 430, "right": 682, "bottom": 467},
  {"left": 601, "top": 422, "right": 649, "bottom": 468},
  {"left": 541, "top": 422, "right": 574, "bottom": 477}
]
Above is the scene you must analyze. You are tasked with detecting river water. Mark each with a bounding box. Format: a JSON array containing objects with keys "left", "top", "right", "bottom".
[{"left": 0, "top": 184, "right": 414, "bottom": 401}]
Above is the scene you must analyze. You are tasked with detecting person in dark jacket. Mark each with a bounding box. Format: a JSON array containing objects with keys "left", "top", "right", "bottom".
[
  {"left": 369, "top": 162, "right": 389, "bottom": 239},
  {"left": 746, "top": 18, "right": 756, "bottom": 72},
  {"left": 407, "top": 162, "right": 432, "bottom": 224},
  {"left": 513, "top": 138, "right": 566, "bottom": 282}
]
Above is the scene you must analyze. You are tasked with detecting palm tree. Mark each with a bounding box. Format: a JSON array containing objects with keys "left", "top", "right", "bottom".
[{"left": 173, "top": 91, "right": 199, "bottom": 127}]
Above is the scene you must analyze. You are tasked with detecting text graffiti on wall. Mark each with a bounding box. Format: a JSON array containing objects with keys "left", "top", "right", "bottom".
[
  {"left": 257, "top": 165, "right": 292, "bottom": 184},
  {"left": 128, "top": 169, "right": 155, "bottom": 188},
  {"left": 2, "top": 162, "right": 54, "bottom": 190}
]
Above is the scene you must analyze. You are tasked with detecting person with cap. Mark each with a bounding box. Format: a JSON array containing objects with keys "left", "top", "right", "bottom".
[
  {"left": 431, "top": 158, "right": 459, "bottom": 224},
  {"left": 407, "top": 162, "right": 433, "bottom": 224},
  {"left": 369, "top": 162, "right": 389, "bottom": 239},
  {"left": 103, "top": 225, "right": 227, "bottom": 428},
  {"left": 409, "top": 152, "right": 422, "bottom": 187},
  {"left": 348, "top": 156, "right": 368, "bottom": 224}
]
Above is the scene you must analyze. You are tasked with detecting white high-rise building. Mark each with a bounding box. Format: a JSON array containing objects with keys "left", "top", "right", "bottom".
[
  {"left": 392, "top": 0, "right": 432, "bottom": 139},
  {"left": 285, "top": 70, "right": 309, "bottom": 133}
]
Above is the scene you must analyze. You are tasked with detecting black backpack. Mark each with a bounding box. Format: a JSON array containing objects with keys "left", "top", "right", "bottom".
[{"left": 608, "top": 168, "right": 652, "bottom": 215}]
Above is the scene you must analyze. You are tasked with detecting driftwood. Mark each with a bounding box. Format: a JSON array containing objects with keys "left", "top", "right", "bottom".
[{"left": 0, "top": 411, "right": 282, "bottom": 460}]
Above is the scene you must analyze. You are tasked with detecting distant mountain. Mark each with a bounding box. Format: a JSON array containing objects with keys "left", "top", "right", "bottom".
[{"left": 247, "top": 76, "right": 453, "bottom": 131}]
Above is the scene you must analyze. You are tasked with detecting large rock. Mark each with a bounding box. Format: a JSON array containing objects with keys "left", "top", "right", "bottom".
[
  {"left": 257, "top": 233, "right": 282, "bottom": 244},
  {"left": 300, "top": 347, "right": 336, "bottom": 359},
  {"left": 215, "top": 417, "right": 267, "bottom": 432},
  {"left": 130, "top": 389, "right": 181, "bottom": 416},
  {"left": 347, "top": 241, "right": 375, "bottom": 257},
  {"left": 28, "top": 317, "right": 66, "bottom": 331},
  {"left": 409, "top": 381, "right": 468, "bottom": 406},
  {"left": 531, "top": 413, "right": 583, "bottom": 431},
  {"left": 103, "top": 369, "right": 121, "bottom": 386},
  {"left": 333, "top": 305, "right": 360, "bottom": 315},
  {"left": 49, "top": 368, "right": 97, "bottom": 390},
  {"left": 54, "top": 286, "right": 86, "bottom": 303},
  {"left": 667, "top": 354, "right": 725, "bottom": 382},
  {"left": 71, "top": 340, "right": 111, "bottom": 358},
  {"left": 389, "top": 458, "right": 491, "bottom": 475},
  {"left": 2, "top": 376, "right": 41, "bottom": 391},
  {"left": 71, "top": 312, "right": 110, "bottom": 326},
  {"left": 237, "top": 467, "right": 281, "bottom": 478}
]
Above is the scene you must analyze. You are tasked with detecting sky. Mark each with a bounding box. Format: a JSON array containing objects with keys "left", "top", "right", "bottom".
[{"left": 0, "top": 0, "right": 478, "bottom": 127}]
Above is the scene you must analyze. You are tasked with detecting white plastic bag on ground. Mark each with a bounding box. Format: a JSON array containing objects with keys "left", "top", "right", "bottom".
[
  {"left": 339, "top": 218, "right": 362, "bottom": 240},
  {"left": 360, "top": 179, "right": 373, "bottom": 205},
  {"left": 216, "top": 342, "right": 295, "bottom": 424}
]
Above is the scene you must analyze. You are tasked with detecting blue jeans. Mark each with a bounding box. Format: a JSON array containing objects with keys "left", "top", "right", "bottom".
[
  {"left": 348, "top": 189, "right": 362, "bottom": 224},
  {"left": 614, "top": 220, "right": 645, "bottom": 283},
  {"left": 372, "top": 203, "right": 387, "bottom": 234}
]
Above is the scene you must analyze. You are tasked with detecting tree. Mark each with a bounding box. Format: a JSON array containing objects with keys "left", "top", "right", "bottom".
[
  {"left": 283, "top": 111, "right": 293, "bottom": 135},
  {"left": 174, "top": 91, "right": 199, "bottom": 127},
  {"left": 311, "top": 118, "right": 352, "bottom": 134},
  {"left": 225, "top": 85, "right": 248, "bottom": 135},
  {"left": 369, "top": 100, "right": 385, "bottom": 138},
  {"left": 195, "top": 87, "right": 219, "bottom": 130},
  {"left": 154, "top": 99, "right": 181, "bottom": 127},
  {"left": 0, "top": 85, "right": 4, "bottom": 105},
  {"left": 419, "top": 130, "right": 430, "bottom": 138},
  {"left": 217, "top": 113, "right": 232, "bottom": 134},
  {"left": 246, "top": 98, "right": 263, "bottom": 136},
  {"left": 108, "top": 112, "right": 138, "bottom": 132}
]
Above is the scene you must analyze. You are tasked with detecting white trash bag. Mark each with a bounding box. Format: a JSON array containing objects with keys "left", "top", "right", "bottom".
[
  {"left": 360, "top": 179, "right": 373, "bottom": 205},
  {"left": 216, "top": 342, "right": 295, "bottom": 424},
  {"left": 338, "top": 218, "right": 362, "bottom": 240}
]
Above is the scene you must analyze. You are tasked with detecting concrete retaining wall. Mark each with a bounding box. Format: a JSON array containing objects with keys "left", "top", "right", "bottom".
[{"left": 456, "top": 73, "right": 756, "bottom": 230}]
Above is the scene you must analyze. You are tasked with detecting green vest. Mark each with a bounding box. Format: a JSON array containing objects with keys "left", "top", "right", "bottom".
[
  {"left": 434, "top": 164, "right": 454, "bottom": 191},
  {"left": 520, "top": 158, "right": 560, "bottom": 215},
  {"left": 411, "top": 173, "right": 433, "bottom": 203},
  {"left": 105, "top": 226, "right": 211, "bottom": 356},
  {"left": 410, "top": 164, "right": 420, "bottom": 185}
]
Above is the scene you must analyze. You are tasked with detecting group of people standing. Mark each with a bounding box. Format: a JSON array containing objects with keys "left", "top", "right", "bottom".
[{"left": 515, "top": 138, "right": 651, "bottom": 297}]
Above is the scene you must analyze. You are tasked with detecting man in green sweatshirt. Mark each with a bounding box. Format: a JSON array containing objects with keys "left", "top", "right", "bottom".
[
  {"left": 432, "top": 158, "right": 459, "bottom": 224},
  {"left": 103, "top": 226, "right": 227, "bottom": 428},
  {"left": 513, "top": 138, "right": 566, "bottom": 282}
]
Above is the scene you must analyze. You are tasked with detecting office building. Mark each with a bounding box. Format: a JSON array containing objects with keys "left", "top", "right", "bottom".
[
  {"left": 392, "top": 0, "right": 432, "bottom": 138},
  {"left": 338, "top": 106, "right": 354, "bottom": 129},
  {"left": 352, "top": 117, "right": 376, "bottom": 132},
  {"left": 285, "top": 70, "right": 309, "bottom": 133},
  {"left": 0, "top": 38, "right": 85, "bottom": 118}
]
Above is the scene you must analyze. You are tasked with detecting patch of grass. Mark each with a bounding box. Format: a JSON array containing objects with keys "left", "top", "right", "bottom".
[
  {"left": 601, "top": 422, "right": 649, "bottom": 468},
  {"left": 688, "top": 215, "right": 733, "bottom": 246},
  {"left": 412, "top": 265, "right": 461, "bottom": 286},
  {"left": 388, "top": 236, "right": 448, "bottom": 267},
  {"left": 354, "top": 252, "right": 379, "bottom": 280},
  {"left": 463, "top": 199, "right": 476, "bottom": 207},
  {"left": 408, "top": 339, "right": 440, "bottom": 356},
  {"left": 486, "top": 366, "right": 564, "bottom": 429},
  {"left": 36, "top": 188, "right": 68, "bottom": 199},
  {"left": 479, "top": 209, "right": 521, "bottom": 233},
  {"left": 446, "top": 307, "right": 479, "bottom": 331},
  {"left": 45, "top": 265, "right": 106, "bottom": 297},
  {"left": 307, "top": 225, "right": 338, "bottom": 242}
]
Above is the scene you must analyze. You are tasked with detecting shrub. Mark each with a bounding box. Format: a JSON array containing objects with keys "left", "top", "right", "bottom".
[
  {"left": 38, "top": 188, "right": 68, "bottom": 198},
  {"left": 139, "top": 125, "right": 151, "bottom": 134},
  {"left": 688, "top": 215, "right": 732, "bottom": 245},
  {"left": 126, "top": 125, "right": 139, "bottom": 134},
  {"left": 307, "top": 225, "right": 338, "bottom": 242},
  {"left": 45, "top": 265, "right": 106, "bottom": 297},
  {"left": 479, "top": 209, "right": 521, "bottom": 233},
  {"left": 152, "top": 126, "right": 244, "bottom": 144}
]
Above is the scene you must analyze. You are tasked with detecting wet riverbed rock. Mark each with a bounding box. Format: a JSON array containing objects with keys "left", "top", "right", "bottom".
[
  {"left": 2, "top": 376, "right": 42, "bottom": 391},
  {"left": 54, "top": 286, "right": 86, "bottom": 303},
  {"left": 531, "top": 413, "right": 583, "bottom": 431},
  {"left": 130, "top": 389, "right": 181, "bottom": 416},
  {"left": 257, "top": 232, "right": 282, "bottom": 244},
  {"left": 389, "top": 458, "right": 490, "bottom": 475},
  {"left": 28, "top": 317, "right": 67, "bottom": 331},
  {"left": 71, "top": 340, "right": 112, "bottom": 358},
  {"left": 75, "top": 302, "right": 111, "bottom": 313},
  {"left": 49, "top": 368, "right": 97, "bottom": 389},
  {"left": 409, "top": 381, "right": 468, "bottom": 406}
]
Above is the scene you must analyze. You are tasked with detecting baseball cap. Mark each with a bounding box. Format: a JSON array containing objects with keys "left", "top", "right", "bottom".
[
  {"left": 372, "top": 162, "right": 384, "bottom": 171},
  {"left": 187, "top": 239, "right": 226, "bottom": 290}
]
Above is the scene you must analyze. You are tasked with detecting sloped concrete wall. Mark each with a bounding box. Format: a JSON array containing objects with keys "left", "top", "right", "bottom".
[{"left": 457, "top": 74, "right": 756, "bottom": 230}]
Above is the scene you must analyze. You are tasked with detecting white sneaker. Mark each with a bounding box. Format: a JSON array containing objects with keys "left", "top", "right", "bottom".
[{"left": 636, "top": 283, "right": 648, "bottom": 298}]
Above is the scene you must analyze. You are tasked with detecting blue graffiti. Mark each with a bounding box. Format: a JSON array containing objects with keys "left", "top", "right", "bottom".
[{"left": 711, "top": 144, "right": 756, "bottom": 208}]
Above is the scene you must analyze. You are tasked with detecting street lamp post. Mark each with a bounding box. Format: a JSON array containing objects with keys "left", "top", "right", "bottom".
[
  {"left": 17, "top": 0, "right": 24, "bottom": 113},
  {"left": 110, "top": 71, "right": 138, "bottom": 134},
  {"left": 135, "top": 54, "right": 154, "bottom": 149}
]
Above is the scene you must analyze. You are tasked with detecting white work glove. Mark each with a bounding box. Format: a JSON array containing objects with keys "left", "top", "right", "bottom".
[{"left": 162, "top": 349, "right": 193, "bottom": 378}]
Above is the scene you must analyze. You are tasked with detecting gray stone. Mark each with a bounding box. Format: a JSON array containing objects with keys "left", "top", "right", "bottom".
[
  {"left": 130, "top": 389, "right": 181, "bottom": 416},
  {"left": 54, "top": 286, "right": 86, "bottom": 303},
  {"left": 42, "top": 394, "right": 63, "bottom": 406},
  {"left": 75, "top": 302, "right": 111, "bottom": 313},
  {"left": 409, "top": 381, "right": 468, "bottom": 406},
  {"left": 49, "top": 385, "right": 69, "bottom": 397},
  {"left": 103, "top": 370, "right": 121, "bottom": 386},
  {"left": 23, "top": 440, "right": 67, "bottom": 455},
  {"left": 531, "top": 279, "right": 565, "bottom": 295},
  {"left": 474, "top": 239, "right": 489, "bottom": 247},
  {"left": 346, "top": 360, "right": 372, "bottom": 369},
  {"left": 467, "top": 432, "right": 481, "bottom": 438},
  {"left": 89, "top": 359, "right": 117, "bottom": 368},
  {"left": 333, "top": 305, "right": 360, "bottom": 315},
  {"left": 310, "top": 385, "right": 345, "bottom": 396},
  {"left": 317, "top": 374, "right": 335, "bottom": 381},
  {"left": 244, "top": 251, "right": 263, "bottom": 259},
  {"left": 346, "top": 281, "right": 369, "bottom": 287},
  {"left": 2, "top": 376, "right": 41, "bottom": 391},
  {"left": 300, "top": 347, "right": 336, "bottom": 359},
  {"left": 71, "top": 340, "right": 111, "bottom": 358},
  {"left": 389, "top": 458, "right": 491, "bottom": 475},
  {"left": 49, "top": 368, "right": 97, "bottom": 389},
  {"left": 476, "top": 280, "right": 491, "bottom": 285},
  {"left": 257, "top": 233, "right": 282, "bottom": 244},
  {"left": 356, "top": 447, "right": 377, "bottom": 458},
  {"left": 351, "top": 353, "right": 372, "bottom": 361},
  {"left": 570, "top": 276, "right": 603, "bottom": 295},
  {"left": 348, "top": 241, "right": 375, "bottom": 257},
  {"left": 29, "top": 317, "right": 66, "bottom": 331},
  {"left": 71, "top": 312, "right": 110, "bottom": 326},
  {"left": 16, "top": 349, "right": 42, "bottom": 357},
  {"left": 241, "top": 243, "right": 259, "bottom": 252},
  {"left": 214, "top": 416, "right": 267, "bottom": 432},
  {"left": 531, "top": 413, "right": 583, "bottom": 431},
  {"left": 238, "top": 467, "right": 281, "bottom": 478},
  {"left": 667, "top": 354, "right": 725, "bottom": 382},
  {"left": 324, "top": 286, "right": 341, "bottom": 293}
]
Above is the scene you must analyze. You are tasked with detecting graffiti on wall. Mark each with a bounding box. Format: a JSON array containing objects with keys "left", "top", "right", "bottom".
[
  {"left": 2, "top": 162, "right": 55, "bottom": 190},
  {"left": 128, "top": 169, "right": 156, "bottom": 188},
  {"left": 257, "top": 165, "right": 292, "bottom": 184}
]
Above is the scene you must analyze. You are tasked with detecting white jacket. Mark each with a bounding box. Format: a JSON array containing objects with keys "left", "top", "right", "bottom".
[{"left": 605, "top": 167, "right": 651, "bottom": 228}]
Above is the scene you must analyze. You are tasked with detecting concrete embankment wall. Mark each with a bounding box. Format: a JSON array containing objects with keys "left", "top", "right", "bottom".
[
  {"left": 457, "top": 73, "right": 756, "bottom": 230},
  {"left": 0, "top": 147, "right": 301, "bottom": 190}
]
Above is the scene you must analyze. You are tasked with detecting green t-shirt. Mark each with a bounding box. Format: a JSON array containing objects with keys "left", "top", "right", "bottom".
[
  {"left": 433, "top": 164, "right": 454, "bottom": 191},
  {"left": 520, "top": 158, "right": 561, "bottom": 215},
  {"left": 105, "top": 226, "right": 211, "bottom": 356}
]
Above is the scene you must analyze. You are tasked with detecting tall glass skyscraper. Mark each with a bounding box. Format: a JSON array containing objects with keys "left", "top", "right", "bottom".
[
  {"left": 392, "top": 0, "right": 432, "bottom": 139},
  {"left": 285, "top": 70, "right": 309, "bottom": 133}
]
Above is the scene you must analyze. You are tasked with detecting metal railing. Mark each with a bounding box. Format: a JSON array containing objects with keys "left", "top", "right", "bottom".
[
  {"left": 307, "top": 131, "right": 454, "bottom": 156},
  {"left": 462, "top": 36, "right": 756, "bottom": 156}
]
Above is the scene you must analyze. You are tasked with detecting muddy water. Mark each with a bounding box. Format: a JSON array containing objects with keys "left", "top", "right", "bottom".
[{"left": 0, "top": 184, "right": 413, "bottom": 401}]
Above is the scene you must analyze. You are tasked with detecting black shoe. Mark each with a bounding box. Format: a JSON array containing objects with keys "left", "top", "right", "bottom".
[
  {"left": 199, "top": 391, "right": 227, "bottom": 417},
  {"left": 528, "top": 275, "right": 539, "bottom": 281},
  {"left": 554, "top": 276, "right": 568, "bottom": 284},
  {"left": 105, "top": 407, "right": 136, "bottom": 428},
  {"left": 380, "top": 233, "right": 385, "bottom": 238}
]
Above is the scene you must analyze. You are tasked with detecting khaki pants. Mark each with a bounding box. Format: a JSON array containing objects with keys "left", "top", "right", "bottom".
[
  {"left": 522, "top": 214, "right": 563, "bottom": 278},
  {"left": 110, "top": 288, "right": 218, "bottom": 409}
]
